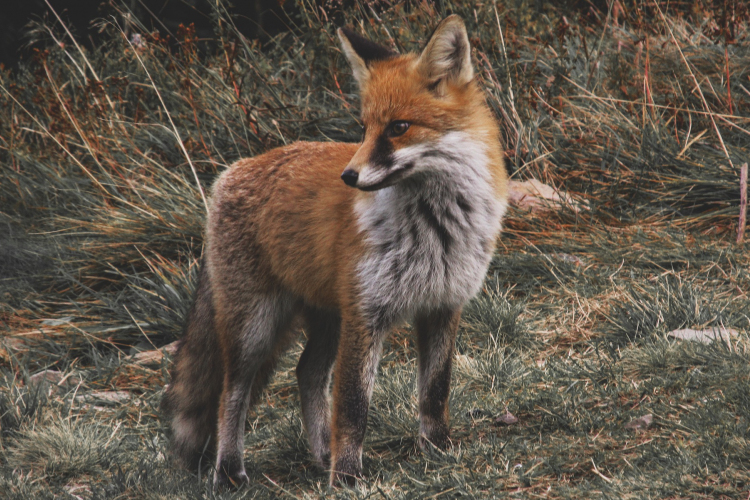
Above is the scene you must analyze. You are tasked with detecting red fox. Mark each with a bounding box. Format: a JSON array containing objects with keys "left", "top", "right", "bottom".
[{"left": 162, "top": 15, "right": 509, "bottom": 487}]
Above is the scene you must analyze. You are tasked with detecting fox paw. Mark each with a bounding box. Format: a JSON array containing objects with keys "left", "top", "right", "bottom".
[
  {"left": 330, "top": 469, "right": 361, "bottom": 487},
  {"left": 329, "top": 456, "right": 362, "bottom": 487},
  {"left": 315, "top": 450, "right": 331, "bottom": 471},
  {"left": 213, "top": 457, "right": 249, "bottom": 490},
  {"left": 419, "top": 431, "right": 451, "bottom": 451}
]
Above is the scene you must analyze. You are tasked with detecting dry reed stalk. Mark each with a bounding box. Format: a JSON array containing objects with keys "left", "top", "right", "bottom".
[
  {"left": 42, "top": 63, "right": 106, "bottom": 174},
  {"left": 654, "top": 2, "right": 735, "bottom": 172},
  {"left": 565, "top": 93, "right": 750, "bottom": 127},
  {"left": 0, "top": 84, "right": 109, "bottom": 194},
  {"left": 44, "top": 0, "right": 121, "bottom": 120},
  {"left": 494, "top": 3, "right": 521, "bottom": 142},
  {"left": 122, "top": 29, "right": 209, "bottom": 212},
  {"left": 739, "top": 163, "right": 748, "bottom": 244},
  {"left": 725, "top": 45, "right": 733, "bottom": 115}
]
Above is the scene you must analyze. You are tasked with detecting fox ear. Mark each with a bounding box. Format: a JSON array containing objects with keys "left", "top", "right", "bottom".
[
  {"left": 418, "top": 15, "right": 473, "bottom": 92},
  {"left": 338, "top": 27, "right": 396, "bottom": 87}
]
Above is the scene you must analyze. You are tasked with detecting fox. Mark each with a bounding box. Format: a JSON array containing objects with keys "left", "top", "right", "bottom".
[{"left": 162, "top": 15, "right": 509, "bottom": 488}]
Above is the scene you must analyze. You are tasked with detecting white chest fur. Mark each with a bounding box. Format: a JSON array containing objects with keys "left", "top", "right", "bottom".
[{"left": 354, "top": 133, "right": 507, "bottom": 329}]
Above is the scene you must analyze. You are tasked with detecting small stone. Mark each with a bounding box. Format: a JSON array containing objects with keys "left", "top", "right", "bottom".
[
  {"left": 508, "top": 179, "right": 583, "bottom": 213},
  {"left": 624, "top": 413, "right": 653, "bottom": 431},
  {"left": 668, "top": 327, "right": 738, "bottom": 344},
  {"left": 554, "top": 253, "right": 584, "bottom": 266},
  {"left": 495, "top": 410, "right": 519, "bottom": 426},
  {"left": 467, "top": 408, "right": 485, "bottom": 419},
  {"left": 132, "top": 340, "right": 180, "bottom": 366},
  {"left": 40, "top": 317, "right": 74, "bottom": 326},
  {"left": 76, "top": 391, "right": 131, "bottom": 405},
  {"left": 29, "top": 369, "right": 81, "bottom": 389},
  {"left": 29, "top": 369, "right": 64, "bottom": 386}
]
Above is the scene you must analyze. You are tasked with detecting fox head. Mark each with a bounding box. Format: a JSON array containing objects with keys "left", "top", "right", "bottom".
[{"left": 338, "top": 15, "right": 496, "bottom": 191}]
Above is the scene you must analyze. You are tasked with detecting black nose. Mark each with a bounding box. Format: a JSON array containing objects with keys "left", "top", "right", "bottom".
[{"left": 341, "top": 169, "right": 359, "bottom": 187}]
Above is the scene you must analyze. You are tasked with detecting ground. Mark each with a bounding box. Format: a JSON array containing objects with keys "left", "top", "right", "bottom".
[{"left": 0, "top": 1, "right": 749, "bottom": 498}]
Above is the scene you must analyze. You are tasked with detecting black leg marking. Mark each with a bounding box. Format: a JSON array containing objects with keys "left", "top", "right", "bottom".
[
  {"left": 339, "top": 381, "right": 370, "bottom": 440},
  {"left": 330, "top": 321, "right": 387, "bottom": 486},
  {"left": 415, "top": 307, "right": 461, "bottom": 451},
  {"left": 297, "top": 307, "right": 340, "bottom": 469}
]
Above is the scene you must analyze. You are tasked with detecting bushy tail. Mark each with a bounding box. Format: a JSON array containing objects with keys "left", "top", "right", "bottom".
[{"left": 162, "top": 262, "right": 223, "bottom": 470}]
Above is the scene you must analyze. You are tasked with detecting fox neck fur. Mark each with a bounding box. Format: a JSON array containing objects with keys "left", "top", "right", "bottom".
[{"left": 354, "top": 131, "right": 506, "bottom": 330}]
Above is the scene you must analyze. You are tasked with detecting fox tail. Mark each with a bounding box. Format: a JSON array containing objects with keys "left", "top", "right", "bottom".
[{"left": 161, "top": 262, "right": 223, "bottom": 470}]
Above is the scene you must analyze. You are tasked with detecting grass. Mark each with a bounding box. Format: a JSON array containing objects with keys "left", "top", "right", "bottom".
[{"left": 1, "top": 0, "right": 749, "bottom": 497}]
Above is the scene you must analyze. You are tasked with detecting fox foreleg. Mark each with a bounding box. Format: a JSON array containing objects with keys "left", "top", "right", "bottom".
[
  {"left": 415, "top": 307, "right": 461, "bottom": 450},
  {"left": 329, "top": 315, "right": 386, "bottom": 486}
]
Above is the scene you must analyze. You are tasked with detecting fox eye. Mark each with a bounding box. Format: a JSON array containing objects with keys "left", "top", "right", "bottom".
[{"left": 387, "top": 121, "right": 410, "bottom": 137}]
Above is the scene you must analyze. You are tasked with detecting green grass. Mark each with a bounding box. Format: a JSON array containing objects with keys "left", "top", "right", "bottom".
[{"left": 1, "top": 0, "right": 749, "bottom": 498}]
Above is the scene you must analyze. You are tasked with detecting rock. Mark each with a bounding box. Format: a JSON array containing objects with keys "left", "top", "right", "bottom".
[
  {"left": 667, "top": 327, "right": 738, "bottom": 344},
  {"left": 76, "top": 390, "right": 131, "bottom": 405},
  {"left": 40, "top": 317, "right": 74, "bottom": 326},
  {"left": 467, "top": 408, "right": 485, "bottom": 419},
  {"left": 495, "top": 410, "right": 519, "bottom": 426},
  {"left": 29, "top": 369, "right": 64, "bottom": 386},
  {"left": 624, "top": 413, "right": 653, "bottom": 431},
  {"left": 508, "top": 179, "right": 582, "bottom": 213},
  {"left": 29, "top": 369, "right": 81, "bottom": 390},
  {"left": 132, "top": 340, "right": 180, "bottom": 367},
  {"left": 553, "top": 253, "right": 584, "bottom": 266}
]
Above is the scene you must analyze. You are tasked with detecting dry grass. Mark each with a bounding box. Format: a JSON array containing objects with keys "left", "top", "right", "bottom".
[{"left": 1, "top": 0, "right": 749, "bottom": 498}]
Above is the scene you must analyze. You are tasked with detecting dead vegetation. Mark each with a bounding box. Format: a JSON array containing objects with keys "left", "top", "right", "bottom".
[{"left": 1, "top": 0, "right": 749, "bottom": 498}]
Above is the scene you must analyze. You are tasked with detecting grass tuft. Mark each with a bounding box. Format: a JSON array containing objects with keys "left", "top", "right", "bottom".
[
  {"left": 6, "top": 418, "right": 120, "bottom": 482},
  {"left": 606, "top": 274, "right": 747, "bottom": 346}
]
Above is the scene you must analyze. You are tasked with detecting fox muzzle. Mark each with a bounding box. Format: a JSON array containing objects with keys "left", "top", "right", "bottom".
[{"left": 341, "top": 169, "right": 359, "bottom": 187}]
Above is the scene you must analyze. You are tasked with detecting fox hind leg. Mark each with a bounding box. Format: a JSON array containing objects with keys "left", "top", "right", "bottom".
[
  {"left": 214, "top": 292, "right": 299, "bottom": 488},
  {"left": 296, "top": 306, "right": 341, "bottom": 469}
]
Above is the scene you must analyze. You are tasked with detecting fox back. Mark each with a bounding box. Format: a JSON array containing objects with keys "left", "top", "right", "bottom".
[{"left": 163, "top": 15, "right": 508, "bottom": 488}]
